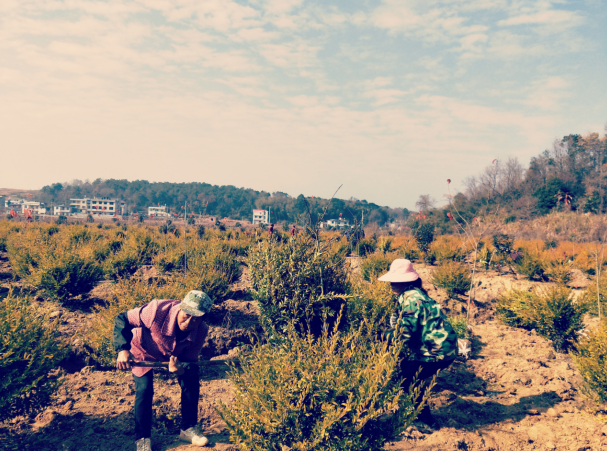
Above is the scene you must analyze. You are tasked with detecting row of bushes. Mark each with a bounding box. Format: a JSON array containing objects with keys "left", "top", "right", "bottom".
[
  {"left": 497, "top": 286, "right": 607, "bottom": 409},
  {"left": 1, "top": 222, "right": 246, "bottom": 303}
]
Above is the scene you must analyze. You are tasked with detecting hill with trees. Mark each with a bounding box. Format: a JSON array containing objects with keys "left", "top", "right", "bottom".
[
  {"left": 37, "top": 179, "right": 407, "bottom": 226},
  {"left": 411, "top": 130, "right": 607, "bottom": 233}
]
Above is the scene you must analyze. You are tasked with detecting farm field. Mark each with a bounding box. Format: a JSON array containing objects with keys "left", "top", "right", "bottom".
[{"left": 0, "top": 220, "right": 606, "bottom": 451}]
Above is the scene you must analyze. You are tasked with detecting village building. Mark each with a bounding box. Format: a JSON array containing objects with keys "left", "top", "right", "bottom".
[
  {"left": 53, "top": 205, "right": 71, "bottom": 216},
  {"left": 148, "top": 205, "right": 170, "bottom": 217},
  {"left": 252, "top": 209, "right": 269, "bottom": 225},
  {"left": 70, "top": 197, "right": 120, "bottom": 216},
  {"left": 21, "top": 201, "right": 47, "bottom": 215}
]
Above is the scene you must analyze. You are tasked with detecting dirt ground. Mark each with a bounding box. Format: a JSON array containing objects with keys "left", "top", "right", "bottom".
[{"left": 1, "top": 257, "right": 606, "bottom": 451}]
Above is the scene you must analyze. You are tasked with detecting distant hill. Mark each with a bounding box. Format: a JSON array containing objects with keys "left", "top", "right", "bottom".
[{"left": 26, "top": 179, "right": 407, "bottom": 226}]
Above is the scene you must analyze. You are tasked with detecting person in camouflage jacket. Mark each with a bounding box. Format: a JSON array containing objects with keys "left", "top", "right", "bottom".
[{"left": 379, "top": 259, "right": 458, "bottom": 428}]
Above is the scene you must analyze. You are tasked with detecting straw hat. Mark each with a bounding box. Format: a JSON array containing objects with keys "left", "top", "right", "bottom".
[{"left": 377, "top": 259, "right": 420, "bottom": 283}]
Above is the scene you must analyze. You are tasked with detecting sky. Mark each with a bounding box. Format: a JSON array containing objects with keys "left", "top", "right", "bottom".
[{"left": 1, "top": 0, "right": 605, "bottom": 209}]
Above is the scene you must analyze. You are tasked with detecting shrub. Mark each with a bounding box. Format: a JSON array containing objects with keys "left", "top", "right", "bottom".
[
  {"left": 544, "top": 240, "right": 558, "bottom": 250},
  {"left": 429, "top": 237, "right": 466, "bottom": 264},
  {"left": 248, "top": 235, "right": 349, "bottom": 337},
  {"left": 377, "top": 237, "right": 393, "bottom": 255},
  {"left": 0, "top": 293, "right": 68, "bottom": 420},
  {"left": 492, "top": 234, "right": 514, "bottom": 256},
  {"left": 196, "top": 225, "right": 205, "bottom": 238},
  {"left": 513, "top": 251, "right": 545, "bottom": 281},
  {"left": 431, "top": 261, "right": 472, "bottom": 299},
  {"left": 361, "top": 253, "right": 394, "bottom": 282},
  {"left": 542, "top": 260, "right": 572, "bottom": 285},
  {"left": 571, "top": 320, "right": 607, "bottom": 405},
  {"left": 347, "top": 278, "right": 396, "bottom": 339},
  {"left": 449, "top": 316, "right": 471, "bottom": 340},
  {"left": 217, "top": 325, "right": 430, "bottom": 451},
  {"left": 579, "top": 272, "right": 607, "bottom": 317},
  {"left": 356, "top": 239, "right": 376, "bottom": 257},
  {"left": 504, "top": 215, "right": 516, "bottom": 224},
  {"left": 497, "top": 286, "right": 586, "bottom": 351},
  {"left": 7, "top": 226, "right": 104, "bottom": 301},
  {"left": 414, "top": 223, "right": 434, "bottom": 258},
  {"left": 56, "top": 215, "right": 67, "bottom": 225}
]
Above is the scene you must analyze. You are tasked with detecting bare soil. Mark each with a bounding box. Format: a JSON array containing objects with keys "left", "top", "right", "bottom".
[{"left": 1, "top": 257, "right": 605, "bottom": 451}]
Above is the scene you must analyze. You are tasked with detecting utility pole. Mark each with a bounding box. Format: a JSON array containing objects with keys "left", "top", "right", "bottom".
[{"left": 184, "top": 201, "right": 188, "bottom": 272}]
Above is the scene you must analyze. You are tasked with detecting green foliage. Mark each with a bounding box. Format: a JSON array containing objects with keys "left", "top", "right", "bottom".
[
  {"left": 504, "top": 215, "right": 516, "bottom": 224},
  {"left": 543, "top": 240, "right": 559, "bottom": 250},
  {"left": 542, "top": 260, "right": 572, "bottom": 285},
  {"left": 0, "top": 293, "right": 68, "bottom": 420},
  {"left": 449, "top": 316, "right": 471, "bottom": 340},
  {"left": 571, "top": 320, "right": 607, "bottom": 405},
  {"left": 248, "top": 236, "right": 349, "bottom": 337},
  {"left": 7, "top": 226, "right": 104, "bottom": 301},
  {"left": 217, "top": 324, "right": 430, "bottom": 451},
  {"left": 377, "top": 237, "right": 392, "bottom": 255},
  {"left": 56, "top": 215, "right": 67, "bottom": 225},
  {"left": 431, "top": 261, "right": 472, "bottom": 299},
  {"left": 513, "top": 251, "right": 545, "bottom": 281},
  {"left": 360, "top": 253, "right": 394, "bottom": 282},
  {"left": 414, "top": 223, "right": 434, "bottom": 256},
  {"left": 579, "top": 272, "right": 607, "bottom": 317},
  {"left": 356, "top": 239, "right": 376, "bottom": 257},
  {"left": 196, "top": 225, "right": 205, "bottom": 238},
  {"left": 347, "top": 278, "right": 397, "bottom": 339},
  {"left": 492, "top": 234, "right": 514, "bottom": 256},
  {"left": 497, "top": 286, "right": 586, "bottom": 351}
]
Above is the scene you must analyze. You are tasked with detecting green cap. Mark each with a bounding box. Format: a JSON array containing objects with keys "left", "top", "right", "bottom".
[{"left": 180, "top": 290, "right": 213, "bottom": 317}]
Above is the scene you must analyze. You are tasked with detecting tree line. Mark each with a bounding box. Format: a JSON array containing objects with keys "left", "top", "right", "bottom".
[{"left": 38, "top": 179, "right": 407, "bottom": 226}]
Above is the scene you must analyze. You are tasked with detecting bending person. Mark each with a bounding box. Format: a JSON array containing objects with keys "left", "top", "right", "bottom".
[
  {"left": 378, "top": 259, "right": 458, "bottom": 428},
  {"left": 114, "top": 290, "right": 212, "bottom": 451}
]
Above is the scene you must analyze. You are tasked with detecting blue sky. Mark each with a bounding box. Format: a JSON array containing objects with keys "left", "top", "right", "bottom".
[{"left": 1, "top": 0, "right": 605, "bottom": 208}]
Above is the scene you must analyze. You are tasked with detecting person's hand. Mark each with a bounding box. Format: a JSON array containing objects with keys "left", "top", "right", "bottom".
[
  {"left": 169, "top": 356, "right": 185, "bottom": 375},
  {"left": 116, "top": 350, "right": 133, "bottom": 370}
]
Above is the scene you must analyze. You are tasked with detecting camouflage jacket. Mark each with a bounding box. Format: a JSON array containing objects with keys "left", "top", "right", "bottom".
[{"left": 388, "top": 288, "right": 458, "bottom": 362}]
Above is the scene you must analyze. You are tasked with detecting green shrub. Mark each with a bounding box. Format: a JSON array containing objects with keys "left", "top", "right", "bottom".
[
  {"left": 361, "top": 253, "right": 394, "bottom": 282},
  {"left": 7, "top": 227, "right": 104, "bottom": 301},
  {"left": 496, "top": 289, "right": 536, "bottom": 329},
  {"left": 497, "top": 286, "right": 586, "bottom": 351},
  {"left": 248, "top": 236, "right": 349, "bottom": 337},
  {"left": 543, "top": 240, "right": 558, "bottom": 250},
  {"left": 449, "top": 316, "right": 471, "bottom": 340},
  {"left": 542, "top": 260, "right": 572, "bottom": 285},
  {"left": 377, "top": 237, "right": 393, "bottom": 255},
  {"left": 56, "top": 215, "right": 67, "bottom": 225},
  {"left": 217, "top": 324, "right": 430, "bottom": 451},
  {"left": 0, "top": 293, "right": 68, "bottom": 420},
  {"left": 347, "top": 278, "right": 397, "bottom": 339},
  {"left": 504, "top": 215, "right": 516, "bottom": 224},
  {"left": 492, "top": 234, "right": 514, "bottom": 256},
  {"left": 579, "top": 272, "right": 607, "bottom": 317},
  {"left": 356, "top": 239, "right": 376, "bottom": 257},
  {"left": 431, "top": 261, "right": 472, "bottom": 299},
  {"left": 571, "top": 320, "right": 607, "bottom": 405},
  {"left": 513, "top": 251, "right": 545, "bottom": 281},
  {"left": 414, "top": 223, "right": 434, "bottom": 258}
]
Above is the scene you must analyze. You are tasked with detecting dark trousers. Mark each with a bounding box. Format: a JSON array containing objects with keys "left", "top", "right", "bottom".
[
  {"left": 133, "top": 367, "right": 200, "bottom": 440},
  {"left": 400, "top": 359, "right": 453, "bottom": 422}
]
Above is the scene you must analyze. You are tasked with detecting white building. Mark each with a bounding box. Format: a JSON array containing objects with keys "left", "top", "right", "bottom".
[
  {"left": 5, "top": 198, "right": 24, "bottom": 209},
  {"left": 252, "top": 209, "right": 269, "bottom": 225},
  {"left": 21, "top": 201, "right": 47, "bottom": 215},
  {"left": 53, "top": 205, "right": 71, "bottom": 216},
  {"left": 326, "top": 218, "right": 350, "bottom": 228},
  {"left": 70, "top": 197, "right": 119, "bottom": 216},
  {"left": 148, "top": 205, "right": 170, "bottom": 217}
]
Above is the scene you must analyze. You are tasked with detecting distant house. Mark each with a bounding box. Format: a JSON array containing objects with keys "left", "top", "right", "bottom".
[
  {"left": 70, "top": 197, "right": 119, "bottom": 216},
  {"left": 252, "top": 209, "right": 269, "bottom": 225},
  {"left": 326, "top": 218, "right": 350, "bottom": 228},
  {"left": 53, "top": 205, "right": 70, "bottom": 216},
  {"left": 21, "top": 201, "right": 47, "bottom": 215},
  {"left": 148, "top": 205, "right": 170, "bottom": 217}
]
